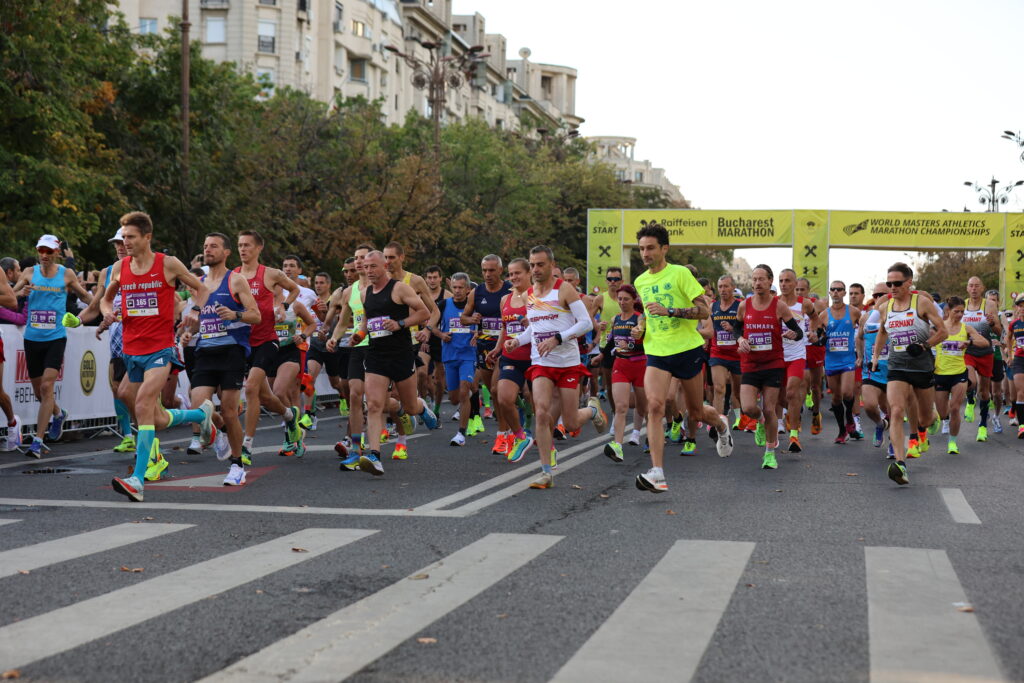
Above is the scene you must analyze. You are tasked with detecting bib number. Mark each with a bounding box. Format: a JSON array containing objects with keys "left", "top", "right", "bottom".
[
  {"left": 367, "top": 316, "right": 392, "bottom": 339},
  {"left": 126, "top": 291, "right": 159, "bottom": 317},
  {"left": 828, "top": 337, "right": 849, "bottom": 353},
  {"left": 199, "top": 317, "right": 227, "bottom": 340},
  {"left": 716, "top": 329, "right": 736, "bottom": 346},
  {"left": 481, "top": 317, "right": 501, "bottom": 335},
  {"left": 29, "top": 309, "right": 57, "bottom": 330},
  {"left": 889, "top": 330, "right": 915, "bottom": 353},
  {"left": 748, "top": 332, "right": 772, "bottom": 352}
]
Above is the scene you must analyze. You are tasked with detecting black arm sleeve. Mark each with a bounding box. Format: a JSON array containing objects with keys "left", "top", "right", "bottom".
[
  {"left": 732, "top": 319, "right": 743, "bottom": 337},
  {"left": 784, "top": 316, "right": 804, "bottom": 341}
]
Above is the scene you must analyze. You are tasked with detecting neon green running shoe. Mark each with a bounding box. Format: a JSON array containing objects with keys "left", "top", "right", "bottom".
[
  {"left": 755, "top": 421, "right": 766, "bottom": 447},
  {"left": 805, "top": 392, "right": 813, "bottom": 409},
  {"left": 241, "top": 445, "right": 253, "bottom": 467},
  {"left": 976, "top": 425, "right": 988, "bottom": 442},
  {"left": 550, "top": 447, "right": 558, "bottom": 470},
  {"left": 887, "top": 460, "right": 909, "bottom": 485},
  {"left": 761, "top": 449, "right": 777, "bottom": 470},
  {"left": 603, "top": 441, "right": 624, "bottom": 463},
  {"left": 947, "top": 438, "right": 959, "bottom": 455},
  {"left": 339, "top": 399, "right": 349, "bottom": 417},
  {"left": 472, "top": 414, "right": 485, "bottom": 436},
  {"left": 732, "top": 411, "right": 742, "bottom": 430},
  {"left": 298, "top": 413, "right": 313, "bottom": 430},
  {"left": 680, "top": 439, "right": 697, "bottom": 456},
  {"left": 964, "top": 401, "right": 975, "bottom": 423},
  {"left": 144, "top": 440, "right": 167, "bottom": 482},
  {"left": 669, "top": 420, "right": 682, "bottom": 443},
  {"left": 113, "top": 435, "right": 136, "bottom": 453},
  {"left": 927, "top": 411, "right": 941, "bottom": 435}
]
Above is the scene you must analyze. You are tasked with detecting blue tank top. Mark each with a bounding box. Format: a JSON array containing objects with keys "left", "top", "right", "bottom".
[
  {"left": 24, "top": 265, "right": 67, "bottom": 342},
  {"left": 825, "top": 305, "right": 856, "bottom": 372},
  {"left": 197, "top": 273, "right": 250, "bottom": 351},
  {"left": 104, "top": 263, "right": 123, "bottom": 356},
  {"left": 473, "top": 281, "right": 512, "bottom": 346},
  {"left": 440, "top": 297, "right": 476, "bottom": 362},
  {"left": 862, "top": 309, "right": 889, "bottom": 383}
]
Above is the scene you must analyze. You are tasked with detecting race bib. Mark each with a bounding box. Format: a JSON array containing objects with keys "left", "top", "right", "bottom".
[
  {"left": 828, "top": 337, "right": 849, "bottom": 353},
  {"left": 889, "top": 330, "right": 916, "bottom": 353},
  {"left": 535, "top": 331, "right": 560, "bottom": 345},
  {"left": 367, "top": 316, "right": 392, "bottom": 339},
  {"left": 748, "top": 332, "right": 773, "bottom": 352},
  {"left": 879, "top": 344, "right": 889, "bottom": 360},
  {"left": 125, "top": 291, "right": 159, "bottom": 317},
  {"left": 941, "top": 340, "right": 965, "bottom": 356},
  {"left": 448, "top": 317, "right": 471, "bottom": 335},
  {"left": 716, "top": 329, "right": 736, "bottom": 346},
  {"left": 614, "top": 335, "right": 636, "bottom": 353},
  {"left": 199, "top": 317, "right": 226, "bottom": 339},
  {"left": 481, "top": 317, "right": 502, "bottom": 335},
  {"left": 274, "top": 323, "right": 291, "bottom": 341},
  {"left": 505, "top": 319, "right": 525, "bottom": 336},
  {"left": 29, "top": 309, "right": 57, "bottom": 330},
  {"left": 1015, "top": 335, "right": 1024, "bottom": 350}
]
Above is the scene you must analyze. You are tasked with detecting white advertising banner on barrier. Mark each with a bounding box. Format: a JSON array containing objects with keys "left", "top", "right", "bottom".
[{"left": 1, "top": 325, "right": 114, "bottom": 430}]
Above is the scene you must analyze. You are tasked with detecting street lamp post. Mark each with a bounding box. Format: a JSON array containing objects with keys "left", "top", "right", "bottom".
[
  {"left": 180, "top": 0, "right": 190, "bottom": 191},
  {"left": 963, "top": 177, "right": 1024, "bottom": 212},
  {"left": 385, "top": 41, "right": 489, "bottom": 159},
  {"left": 1002, "top": 130, "right": 1024, "bottom": 164}
]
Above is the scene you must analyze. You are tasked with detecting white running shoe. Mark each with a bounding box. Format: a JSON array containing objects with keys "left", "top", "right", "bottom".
[
  {"left": 941, "top": 419, "right": 950, "bottom": 435},
  {"left": 3, "top": 416, "right": 21, "bottom": 452},
  {"left": 716, "top": 418, "right": 734, "bottom": 457},
  {"left": 223, "top": 463, "right": 247, "bottom": 486},
  {"left": 213, "top": 431, "right": 231, "bottom": 461},
  {"left": 451, "top": 409, "right": 461, "bottom": 422},
  {"left": 635, "top": 467, "right": 668, "bottom": 493},
  {"left": 450, "top": 432, "right": 466, "bottom": 447},
  {"left": 187, "top": 436, "right": 202, "bottom": 455},
  {"left": 853, "top": 416, "right": 863, "bottom": 434},
  {"left": 627, "top": 429, "right": 641, "bottom": 446},
  {"left": 778, "top": 418, "right": 786, "bottom": 435}
]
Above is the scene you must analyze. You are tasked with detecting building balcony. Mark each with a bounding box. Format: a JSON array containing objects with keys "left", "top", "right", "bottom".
[
  {"left": 257, "top": 36, "right": 276, "bottom": 53},
  {"left": 200, "top": 0, "right": 229, "bottom": 8}
]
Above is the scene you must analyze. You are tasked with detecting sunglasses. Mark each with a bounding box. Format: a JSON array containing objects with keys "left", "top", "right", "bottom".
[
  {"left": 37, "top": 247, "right": 55, "bottom": 255},
  {"left": 829, "top": 287, "right": 845, "bottom": 292},
  {"left": 886, "top": 280, "right": 906, "bottom": 288},
  {"left": 606, "top": 276, "right": 622, "bottom": 282},
  {"left": 873, "top": 292, "right": 887, "bottom": 297}
]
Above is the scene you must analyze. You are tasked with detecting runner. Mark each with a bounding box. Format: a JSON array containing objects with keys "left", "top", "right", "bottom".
[
  {"left": 304, "top": 270, "right": 345, "bottom": 431},
  {"left": 10, "top": 234, "right": 93, "bottom": 456},
  {"left": 961, "top": 276, "right": 1002, "bottom": 441},
  {"left": 984, "top": 288, "right": 1007, "bottom": 432},
  {"left": 599, "top": 284, "right": 647, "bottom": 463},
  {"left": 423, "top": 265, "right": 451, "bottom": 415},
  {"left": 593, "top": 266, "right": 625, "bottom": 415},
  {"left": 817, "top": 280, "right": 862, "bottom": 444},
  {"left": 354, "top": 250, "right": 437, "bottom": 475},
  {"left": 1004, "top": 297, "right": 1024, "bottom": 438},
  {"left": 796, "top": 277, "right": 825, "bottom": 435},
  {"left": 935, "top": 296, "right": 989, "bottom": 454},
  {"left": 180, "top": 233, "right": 261, "bottom": 483},
  {"left": 736, "top": 265, "right": 805, "bottom": 469},
  {"left": 0, "top": 273, "right": 18, "bottom": 451},
  {"left": 629, "top": 224, "right": 733, "bottom": 493},
  {"left": 857, "top": 283, "right": 892, "bottom": 453},
  {"left": 102, "top": 212, "right": 214, "bottom": 502},
  {"left": 870, "top": 263, "right": 946, "bottom": 485},
  {"left": 488, "top": 257, "right": 533, "bottom": 459},
  {"left": 437, "top": 273, "right": 477, "bottom": 446},
  {"left": 700, "top": 275, "right": 743, "bottom": 439},
  {"left": 461, "top": 254, "right": 512, "bottom": 443},
  {"left": 777, "top": 268, "right": 818, "bottom": 452},
  {"left": 235, "top": 230, "right": 304, "bottom": 465},
  {"left": 268, "top": 285, "right": 317, "bottom": 456},
  {"left": 503, "top": 245, "right": 607, "bottom": 489},
  {"left": 848, "top": 282, "right": 867, "bottom": 434}
]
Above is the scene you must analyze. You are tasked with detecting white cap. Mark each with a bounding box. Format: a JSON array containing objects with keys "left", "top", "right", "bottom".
[
  {"left": 108, "top": 227, "right": 124, "bottom": 243},
  {"left": 36, "top": 234, "right": 60, "bottom": 250}
]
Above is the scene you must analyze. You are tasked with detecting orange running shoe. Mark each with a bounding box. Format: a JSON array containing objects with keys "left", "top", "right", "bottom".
[
  {"left": 491, "top": 433, "right": 510, "bottom": 455},
  {"left": 811, "top": 413, "right": 822, "bottom": 435}
]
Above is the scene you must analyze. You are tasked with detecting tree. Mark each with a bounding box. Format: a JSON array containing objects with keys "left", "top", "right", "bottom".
[{"left": 913, "top": 250, "right": 1001, "bottom": 299}]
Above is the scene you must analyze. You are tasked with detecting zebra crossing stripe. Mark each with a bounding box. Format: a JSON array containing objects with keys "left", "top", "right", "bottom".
[
  {"left": 0, "top": 522, "right": 193, "bottom": 579},
  {"left": 551, "top": 539, "right": 755, "bottom": 683},
  {"left": 0, "top": 519, "right": 19, "bottom": 527},
  {"left": 0, "top": 527, "right": 376, "bottom": 671},
  {"left": 938, "top": 488, "right": 982, "bottom": 525},
  {"left": 200, "top": 532, "right": 563, "bottom": 682},
  {"left": 866, "top": 546, "right": 1005, "bottom": 682}
]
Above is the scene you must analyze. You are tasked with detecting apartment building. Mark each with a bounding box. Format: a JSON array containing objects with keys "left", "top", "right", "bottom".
[{"left": 588, "top": 136, "right": 689, "bottom": 206}]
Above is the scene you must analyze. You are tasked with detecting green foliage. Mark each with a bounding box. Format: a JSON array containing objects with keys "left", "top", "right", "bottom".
[{"left": 914, "top": 250, "right": 1001, "bottom": 300}]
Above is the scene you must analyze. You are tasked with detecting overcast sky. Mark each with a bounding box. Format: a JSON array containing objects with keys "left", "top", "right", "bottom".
[{"left": 452, "top": 0, "right": 1024, "bottom": 291}]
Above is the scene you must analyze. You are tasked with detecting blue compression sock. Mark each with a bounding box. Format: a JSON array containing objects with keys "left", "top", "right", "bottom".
[
  {"left": 165, "top": 407, "right": 205, "bottom": 427},
  {"left": 131, "top": 426, "right": 155, "bottom": 481},
  {"left": 114, "top": 398, "right": 132, "bottom": 435}
]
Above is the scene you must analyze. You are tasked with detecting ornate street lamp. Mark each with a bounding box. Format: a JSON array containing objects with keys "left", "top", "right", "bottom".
[
  {"left": 963, "top": 177, "right": 1024, "bottom": 212},
  {"left": 1002, "top": 130, "right": 1024, "bottom": 164}
]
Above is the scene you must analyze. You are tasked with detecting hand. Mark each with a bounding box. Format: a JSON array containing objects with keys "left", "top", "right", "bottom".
[
  {"left": 645, "top": 301, "right": 669, "bottom": 317},
  {"left": 782, "top": 329, "right": 798, "bottom": 341},
  {"left": 536, "top": 336, "right": 558, "bottom": 356},
  {"left": 469, "top": 312, "right": 482, "bottom": 325},
  {"left": 439, "top": 331, "right": 452, "bottom": 343},
  {"left": 326, "top": 337, "right": 338, "bottom": 352},
  {"left": 182, "top": 311, "right": 199, "bottom": 329},
  {"left": 382, "top": 318, "right": 401, "bottom": 332},
  {"left": 737, "top": 337, "right": 751, "bottom": 354},
  {"left": 630, "top": 326, "right": 643, "bottom": 340},
  {"left": 871, "top": 360, "right": 878, "bottom": 372},
  {"left": 215, "top": 304, "right": 234, "bottom": 321},
  {"left": 274, "top": 305, "right": 286, "bottom": 322},
  {"left": 720, "top": 321, "right": 733, "bottom": 332},
  {"left": 959, "top": 340, "right": 969, "bottom": 350},
  {"left": 181, "top": 330, "right": 193, "bottom": 345},
  {"left": 61, "top": 312, "right": 81, "bottom": 328},
  {"left": 504, "top": 338, "right": 519, "bottom": 353},
  {"left": 597, "top": 320, "right": 607, "bottom": 333},
  {"left": 986, "top": 312, "right": 997, "bottom": 326},
  {"left": 807, "top": 330, "right": 818, "bottom": 344},
  {"left": 855, "top": 357, "right": 862, "bottom": 368},
  {"left": 414, "top": 328, "right": 431, "bottom": 343},
  {"left": 486, "top": 347, "right": 501, "bottom": 364},
  {"left": 591, "top": 353, "right": 603, "bottom": 366},
  {"left": 470, "top": 335, "right": 478, "bottom": 347}
]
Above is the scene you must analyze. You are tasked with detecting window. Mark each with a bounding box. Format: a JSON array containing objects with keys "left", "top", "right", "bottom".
[
  {"left": 349, "top": 58, "right": 367, "bottom": 82},
  {"left": 205, "top": 17, "right": 225, "bottom": 43},
  {"left": 255, "top": 68, "right": 275, "bottom": 99},
  {"left": 350, "top": 19, "right": 366, "bottom": 37},
  {"left": 380, "top": 71, "right": 388, "bottom": 88},
  {"left": 541, "top": 75, "right": 552, "bottom": 97},
  {"left": 139, "top": 17, "right": 157, "bottom": 34},
  {"left": 258, "top": 20, "right": 276, "bottom": 53},
  {"left": 258, "top": 0, "right": 276, "bottom": 5},
  {"left": 615, "top": 170, "right": 626, "bottom": 182},
  {"left": 635, "top": 171, "right": 644, "bottom": 183},
  {"left": 333, "top": 3, "right": 343, "bottom": 31}
]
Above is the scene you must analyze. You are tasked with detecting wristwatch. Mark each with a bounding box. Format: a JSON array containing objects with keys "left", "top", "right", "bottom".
[
  {"left": 235, "top": 310, "right": 242, "bottom": 321},
  {"left": 554, "top": 332, "right": 563, "bottom": 345},
  {"left": 398, "top": 319, "right": 406, "bottom": 329},
  {"left": 191, "top": 305, "right": 201, "bottom": 312},
  {"left": 667, "top": 307, "right": 676, "bottom": 317}
]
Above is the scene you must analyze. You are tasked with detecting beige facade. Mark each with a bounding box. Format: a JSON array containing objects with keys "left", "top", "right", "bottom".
[{"left": 588, "top": 136, "right": 689, "bottom": 206}]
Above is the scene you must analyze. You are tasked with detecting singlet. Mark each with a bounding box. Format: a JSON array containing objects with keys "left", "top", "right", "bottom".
[
  {"left": 526, "top": 279, "right": 580, "bottom": 368},
  {"left": 885, "top": 293, "right": 934, "bottom": 373},
  {"left": 348, "top": 283, "right": 368, "bottom": 348},
  {"left": 825, "top": 305, "right": 857, "bottom": 372},
  {"left": 862, "top": 308, "right": 889, "bottom": 382},
  {"left": 197, "top": 273, "right": 250, "bottom": 351},
  {"left": 363, "top": 278, "right": 408, "bottom": 354},
  {"left": 634, "top": 263, "right": 706, "bottom": 357},
  {"left": 740, "top": 295, "right": 784, "bottom": 373},
  {"left": 119, "top": 253, "right": 176, "bottom": 356},
  {"left": 782, "top": 297, "right": 808, "bottom": 362},
  {"left": 400, "top": 272, "right": 421, "bottom": 345},
  {"left": 24, "top": 265, "right": 67, "bottom": 343},
  {"left": 235, "top": 264, "right": 276, "bottom": 347},
  {"left": 709, "top": 298, "right": 740, "bottom": 362},
  {"left": 439, "top": 297, "right": 476, "bottom": 363},
  {"left": 609, "top": 312, "right": 644, "bottom": 360},
  {"left": 501, "top": 291, "right": 531, "bottom": 362},
  {"left": 275, "top": 306, "right": 298, "bottom": 347},
  {"left": 961, "top": 302, "right": 994, "bottom": 357},
  {"left": 935, "top": 323, "right": 968, "bottom": 376},
  {"left": 473, "top": 280, "right": 512, "bottom": 348},
  {"left": 600, "top": 289, "right": 618, "bottom": 345},
  {"left": 309, "top": 294, "right": 332, "bottom": 351},
  {"left": 429, "top": 288, "right": 446, "bottom": 348},
  {"left": 103, "top": 264, "right": 123, "bottom": 356},
  {"left": 1011, "top": 319, "right": 1024, "bottom": 358}
]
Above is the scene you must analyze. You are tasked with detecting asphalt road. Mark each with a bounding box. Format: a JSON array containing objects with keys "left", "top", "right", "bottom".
[{"left": 0, "top": 402, "right": 1022, "bottom": 682}]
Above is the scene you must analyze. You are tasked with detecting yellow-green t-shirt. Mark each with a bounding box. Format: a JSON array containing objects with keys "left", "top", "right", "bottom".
[
  {"left": 634, "top": 263, "right": 705, "bottom": 357},
  {"left": 600, "top": 289, "right": 618, "bottom": 344}
]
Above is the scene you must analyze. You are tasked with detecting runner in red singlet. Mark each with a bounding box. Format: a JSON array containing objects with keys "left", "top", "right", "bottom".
[{"left": 487, "top": 257, "right": 533, "bottom": 457}]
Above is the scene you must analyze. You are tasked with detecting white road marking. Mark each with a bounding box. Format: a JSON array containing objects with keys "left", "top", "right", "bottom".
[
  {"left": 0, "top": 522, "right": 193, "bottom": 578},
  {"left": 0, "top": 519, "right": 20, "bottom": 526},
  {"left": 938, "top": 487, "right": 982, "bottom": 525},
  {"left": 0, "top": 498, "right": 463, "bottom": 518},
  {"left": 200, "top": 532, "right": 561, "bottom": 682},
  {"left": 552, "top": 539, "right": 754, "bottom": 683},
  {"left": 0, "top": 528, "right": 376, "bottom": 671},
  {"left": 865, "top": 546, "right": 1005, "bottom": 682}
]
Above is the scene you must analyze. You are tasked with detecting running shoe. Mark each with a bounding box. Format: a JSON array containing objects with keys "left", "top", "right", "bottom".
[
  {"left": 847, "top": 423, "right": 864, "bottom": 440},
  {"left": 47, "top": 408, "right": 68, "bottom": 442},
  {"left": 680, "top": 439, "right": 696, "bottom": 456},
  {"left": 761, "top": 449, "right": 778, "bottom": 470},
  {"left": 491, "top": 433, "right": 510, "bottom": 455},
  {"left": 643, "top": 438, "right": 650, "bottom": 454},
  {"left": 920, "top": 436, "right": 930, "bottom": 453},
  {"left": 397, "top": 412, "right": 415, "bottom": 435},
  {"left": 198, "top": 399, "right": 215, "bottom": 447},
  {"left": 754, "top": 421, "right": 766, "bottom": 447},
  {"left": 964, "top": 401, "right": 975, "bottom": 423},
  {"left": 788, "top": 435, "right": 802, "bottom": 453},
  {"left": 777, "top": 419, "right": 786, "bottom": 435},
  {"left": 293, "top": 440, "right": 306, "bottom": 458},
  {"left": 223, "top": 463, "right": 246, "bottom": 486},
  {"left": 27, "top": 439, "right": 42, "bottom": 458},
  {"left": 887, "top": 461, "right": 909, "bottom": 485},
  {"left": 529, "top": 471, "right": 554, "bottom": 489},
  {"left": 3, "top": 416, "right": 21, "bottom": 452},
  {"left": 418, "top": 399, "right": 438, "bottom": 430},
  {"left": 805, "top": 391, "right": 813, "bottom": 409},
  {"left": 604, "top": 441, "right": 624, "bottom": 463},
  {"left": 716, "top": 419, "right": 734, "bottom": 458},
  {"left": 992, "top": 415, "right": 1003, "bottom": 434},
  {"left": 483, "top": 406, "right": 494, "bottom": 419},
  {"left": 886, "top": 441, "right": 895, "bottom": 459},
  {"left": 811, "top": 413, "right": 822, "bottom": 435},
  {"left": 976, "top": 425, "right": 988, "bottom": 442},
  {"left": 392, "top": 443, "right": 408, "bottom": 460},
  {"left": 450, "top": 432, "right": 466, "bottom": 447},
  {"left": 587, "top": 397, "right": 608, "bottom": 433},
  {"left": 176, "top": 392, "right": 191, "bottom": 410},
  {"left": 186, "top": 436, "right": 202, "bottom": 455},
  {"left": 298, "top": 412, "right": 314, "bottom": 430},
  {"left": 635, "top": 467, "right": 668, "bottom": 493},
  {"left": 508, "top": 435, "right": 534, "bottom": 463},
  {"left": 278, "top": 441, "right": 298, "bottom": 457},
  {"left": 285, "top": 406, "right": 303, "bottom": 444},
  {"left": 339, "top": 453, "right": 361, "bottom": 471},
  {"left": 339, "top": 399, "right": 349, "bottom": 417},
  {"left": 472, "top": 414, "right": 486, "bottom": 435},
  {"left": 358, "top": 451, "right": 384, "bottom": 476},
  {"left": 927, "top": 412, "right": 941, "bottom": 435},
  {"left": 834, "top": 432, "right": 848, "bottom": 445},
  {"left": 553, "top": 424, "right": 567, "bottom": 441},
  {"left": 708, "top": 424, "right": 718, "bottom": 442},
  {"left": 627, "top": 430, "right": 641, "bottom": 446},
  {"left": 568, "top": 427, "right": 581, "bottom": 438},
  {"left": 669, "top": 420, "right": 683, "bottom": 443},
  {"left": 241, "top": 445, "right": 253, "bottom": 466},
  {"left": 941, "top": 419, "right": 950, "bottom": 435},
  {"left": 906, "top": 439, "right": 920, "bottom": 458},
  {"left": 550, "top": 448, "right": 558, "bottom": 470},
  {"left": 112, "top": 475, "right": 144, "bottom": 502},
  {"left": 451, "top": 409, "right": 461, "bottom": 422},
  {"left": 334, "top": 440, "right": 349, "bottom": 458},
  {"left": 873, "top": 420, "right": 887, "bottom": 448},
  {"left": 145, "top": 450, "right": 168, "bottom": 482},
  {"left": 213, "top": 431, "right": 231, "bottom": 461},
  {"left": 114, "top": 434, "right": 137, "bottom": 453},
  {"left": 1018, "top": 424, "right": 1024, "bottom": 439},
  {"left": 947, "top": 439, "right": 959, "bottom": 455},
  {"left": 853, "top": 416, "right": 863, "bottom": 435},
  {"left": 732, "top": 412, "right": 742, "bottom": 430}
]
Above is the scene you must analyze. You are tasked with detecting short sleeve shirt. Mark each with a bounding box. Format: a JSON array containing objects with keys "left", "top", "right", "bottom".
[{"left": 634, "top": 263, "right": 706, "bottom": 357}]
